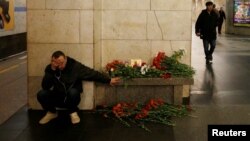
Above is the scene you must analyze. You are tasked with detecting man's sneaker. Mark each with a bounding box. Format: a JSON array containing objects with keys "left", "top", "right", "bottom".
[
  {"left": 39, "top": 112, "right": 58, "bottom": 124},
  {"left": 70, "top": 112, "right": 80, "bottom": 124}
]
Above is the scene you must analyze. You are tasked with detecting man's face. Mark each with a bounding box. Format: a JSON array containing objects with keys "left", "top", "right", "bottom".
[
  {"left": 51, "top": 56, "right": 67, "bottom": 70},
  {"left": 207, "top": 5, "right": 213, "bottom": 12}
]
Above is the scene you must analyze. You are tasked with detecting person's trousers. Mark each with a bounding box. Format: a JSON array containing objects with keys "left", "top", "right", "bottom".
[
  {"left": 37, "top": 88, "right": 81, "bottom": 113},
  {"left": 202, "top": 39, "right": 216, "bottom": 61},
  {"left": 218, "top": 21, "right": 223, "bottom": 33}
]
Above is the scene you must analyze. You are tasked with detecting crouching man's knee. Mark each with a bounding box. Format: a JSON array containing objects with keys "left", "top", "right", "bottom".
[{"left": 37, "top": 89, "right": 52, "bottom": 102}]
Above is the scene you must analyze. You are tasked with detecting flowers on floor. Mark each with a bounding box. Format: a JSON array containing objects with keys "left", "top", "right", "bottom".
[
  {"left": 105, "top": 50, "right": 195, "bottom": 80},
  {"left": 96, "top": 99, "right": 193, "bottom": 132},
  {"left": 101, "top": 50, "right": 195, "bottom": 131}
]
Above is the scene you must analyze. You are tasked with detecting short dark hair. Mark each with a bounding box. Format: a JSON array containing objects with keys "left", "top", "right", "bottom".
[
  {"left": 52, "top": 51, "right": 65, "bottom": 58},
  {"left": 206, "top": 1, "right": 213, "bottom": 6}
]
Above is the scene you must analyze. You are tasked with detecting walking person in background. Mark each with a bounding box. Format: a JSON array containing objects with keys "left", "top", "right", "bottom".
[
  {"left": 195, "top": 1, "right": 218, "bottom": 64},
  {"left": 218, "top": 7, "right": 226, "bottom": 34},
  {"left": 213, "top": 4, "right": 220, "bottom": 18}
]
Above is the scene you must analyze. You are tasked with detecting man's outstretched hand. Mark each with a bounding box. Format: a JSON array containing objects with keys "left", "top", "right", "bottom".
[{"left": 110, "top": 77, "right": 121, "bottom": 86}]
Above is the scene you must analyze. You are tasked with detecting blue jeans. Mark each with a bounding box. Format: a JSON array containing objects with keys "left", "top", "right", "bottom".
[
  {"left": 202, "top": 39, "right": 216, "bottom": 60},
  {"left": 37, "top": 88, "right": 81, "bottom": 113}
]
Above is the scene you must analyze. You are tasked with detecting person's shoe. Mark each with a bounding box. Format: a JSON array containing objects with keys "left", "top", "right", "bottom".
[
  {"left": 206, "top": 59, "right": 212, "bottom": 65},
  {"left": 70, "top": 112, "right": 80, "bottom": 124},
  {"left": 206, "top": 60, "right": 212, "bottom": 65},
  {"left": 39, "top": 112, "right": 58, "bottom": 124}
]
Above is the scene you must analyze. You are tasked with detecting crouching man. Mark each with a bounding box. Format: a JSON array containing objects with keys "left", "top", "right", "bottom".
[{"left": 37, "top": 51, "right": 120, "bottom": 124}]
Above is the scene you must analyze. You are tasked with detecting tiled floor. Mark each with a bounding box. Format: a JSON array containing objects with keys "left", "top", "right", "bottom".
[
  {"left": 0, "top": 31, "right": 250, "bottom": 141},
  {"left": 1, "top": 109, "right": 177, "bottom": 141}
]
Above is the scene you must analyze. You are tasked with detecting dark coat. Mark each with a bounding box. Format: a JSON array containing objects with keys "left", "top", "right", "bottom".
[
  {"left": 218, "top": 10, "right": 226, "bottom": 23},
  {"left": 195, "top": 9, "right": 218, "bottom": 40},
  {"left": 42, "top": 57, "right": 111, "bottom": 94}
]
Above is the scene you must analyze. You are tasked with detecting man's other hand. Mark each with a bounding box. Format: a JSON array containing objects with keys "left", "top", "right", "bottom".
[{"left": 110, "top": 77, "right": 121, "bottom": 86}]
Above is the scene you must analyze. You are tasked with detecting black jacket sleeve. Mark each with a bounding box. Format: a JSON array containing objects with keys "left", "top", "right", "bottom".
[
  {"left": 195, "top": 12, "right": 203, "bottom": 34},
  {"left": 78, "top": 64, "right": 111, "bottom": 84},
  {"left": 41, "top": 65, "right": 54, "bottom": 90}
]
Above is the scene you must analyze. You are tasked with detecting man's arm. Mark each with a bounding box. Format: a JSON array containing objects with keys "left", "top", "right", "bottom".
[
  {"left": 78, "top": 64, "right": 111, "bottom": 83},
  {"left": 195, "top": 12, "right": 203, "bottom": 36},
  {"left": 41, "top": 65, "right": 54, "bottom": 90},
  {"left": 78, "top": 64, "right": 120, "bottom": 85}
]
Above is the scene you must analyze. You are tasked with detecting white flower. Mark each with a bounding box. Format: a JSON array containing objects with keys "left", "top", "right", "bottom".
[
  {"left": 124, "top": 61, "right": 129, "bottom": 67},
  {"left": 140, "top": 65, "right": 149, "bottom": 75},
  {"left": 111, "top": 68, "right": 114, "bottom": 72}
]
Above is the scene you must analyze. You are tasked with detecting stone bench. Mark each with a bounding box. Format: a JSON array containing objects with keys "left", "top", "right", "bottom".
[{"left": 95, "top": 78, "right": 194, "bottom": 107}]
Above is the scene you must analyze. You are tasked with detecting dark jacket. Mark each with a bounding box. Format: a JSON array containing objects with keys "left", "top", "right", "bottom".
[
  {"left": 218, "top": 10, "right": 226, "bottom": 23},
  {"left": 42, "top": 56, "right": 111, "bottom": 94},
  {"left": 195, "top": 9, "right": 218, "bottom": 40}
]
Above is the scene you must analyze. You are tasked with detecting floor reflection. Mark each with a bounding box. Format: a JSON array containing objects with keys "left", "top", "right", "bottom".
[{"left": 202, "top": 64, "right": 216, "bottom": 96}]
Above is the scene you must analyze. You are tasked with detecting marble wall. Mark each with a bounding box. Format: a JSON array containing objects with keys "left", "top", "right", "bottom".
[
  {"left": 95, "top": 0, "right": 192, "bottom": 68},
  {"left": 27, "top": 0, "right": 193, "bottom": 109},
  {"left": 27, "top": 0, "right": 94, "bottom": 109},
  {"left": 94, "top": 0, "right": 193, "bottom": 98}
]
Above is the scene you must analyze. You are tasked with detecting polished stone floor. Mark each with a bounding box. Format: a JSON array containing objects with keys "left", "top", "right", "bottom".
[
  {"left": 0, "top": 52, "right": 27, "bottom": 124},
  {"left": 0, "top": 32, "right": 250, "bottom": 141}
]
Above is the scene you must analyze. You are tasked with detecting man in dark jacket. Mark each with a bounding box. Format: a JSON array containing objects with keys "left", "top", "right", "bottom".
[
  {"left": 195, "top": 1, "right": 218, "bottom": 64},
  {"left": 37, "top": 51, "right": 120, "bottom": 124},
  {"left": 218, "top": 7, "right": 226, "bottom": 34}
]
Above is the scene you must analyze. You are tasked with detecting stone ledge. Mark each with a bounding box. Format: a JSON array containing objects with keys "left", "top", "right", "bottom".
[
  {"left": 113, "top": 78, "right": 194, "bottom": 86},
  {"left": 95, "top": 78, "right": 194, "bottom": 107}
]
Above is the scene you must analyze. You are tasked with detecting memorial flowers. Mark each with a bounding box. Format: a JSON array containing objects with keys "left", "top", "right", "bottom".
[
  {"left": 105, "top": 49, "right": 195, "bottom": 79},
  {"left": 99, "top": 50, "right": 195, "bottom": 132},
  {"left": 97, "top": 99, "right": 194, "bottom": 132}
]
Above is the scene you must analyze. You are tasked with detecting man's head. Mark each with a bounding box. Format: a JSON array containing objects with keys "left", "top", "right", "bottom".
[
  {"left": 206, "top": 1, "right": 214, "bottom": 12},
  {"left": 213, "top": 4, "right": 216, "bottom": 9},
  {"left": 51, "top": 51, "right": 67, "bottom": 70}
]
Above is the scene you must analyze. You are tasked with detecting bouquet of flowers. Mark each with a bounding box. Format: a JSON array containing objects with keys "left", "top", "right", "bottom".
[
  {"left": 105, "top": 49, "right": 195, "bottom": 79},
  {"left": 96, "top": 99, "right": 194, "bottom": 132}
]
